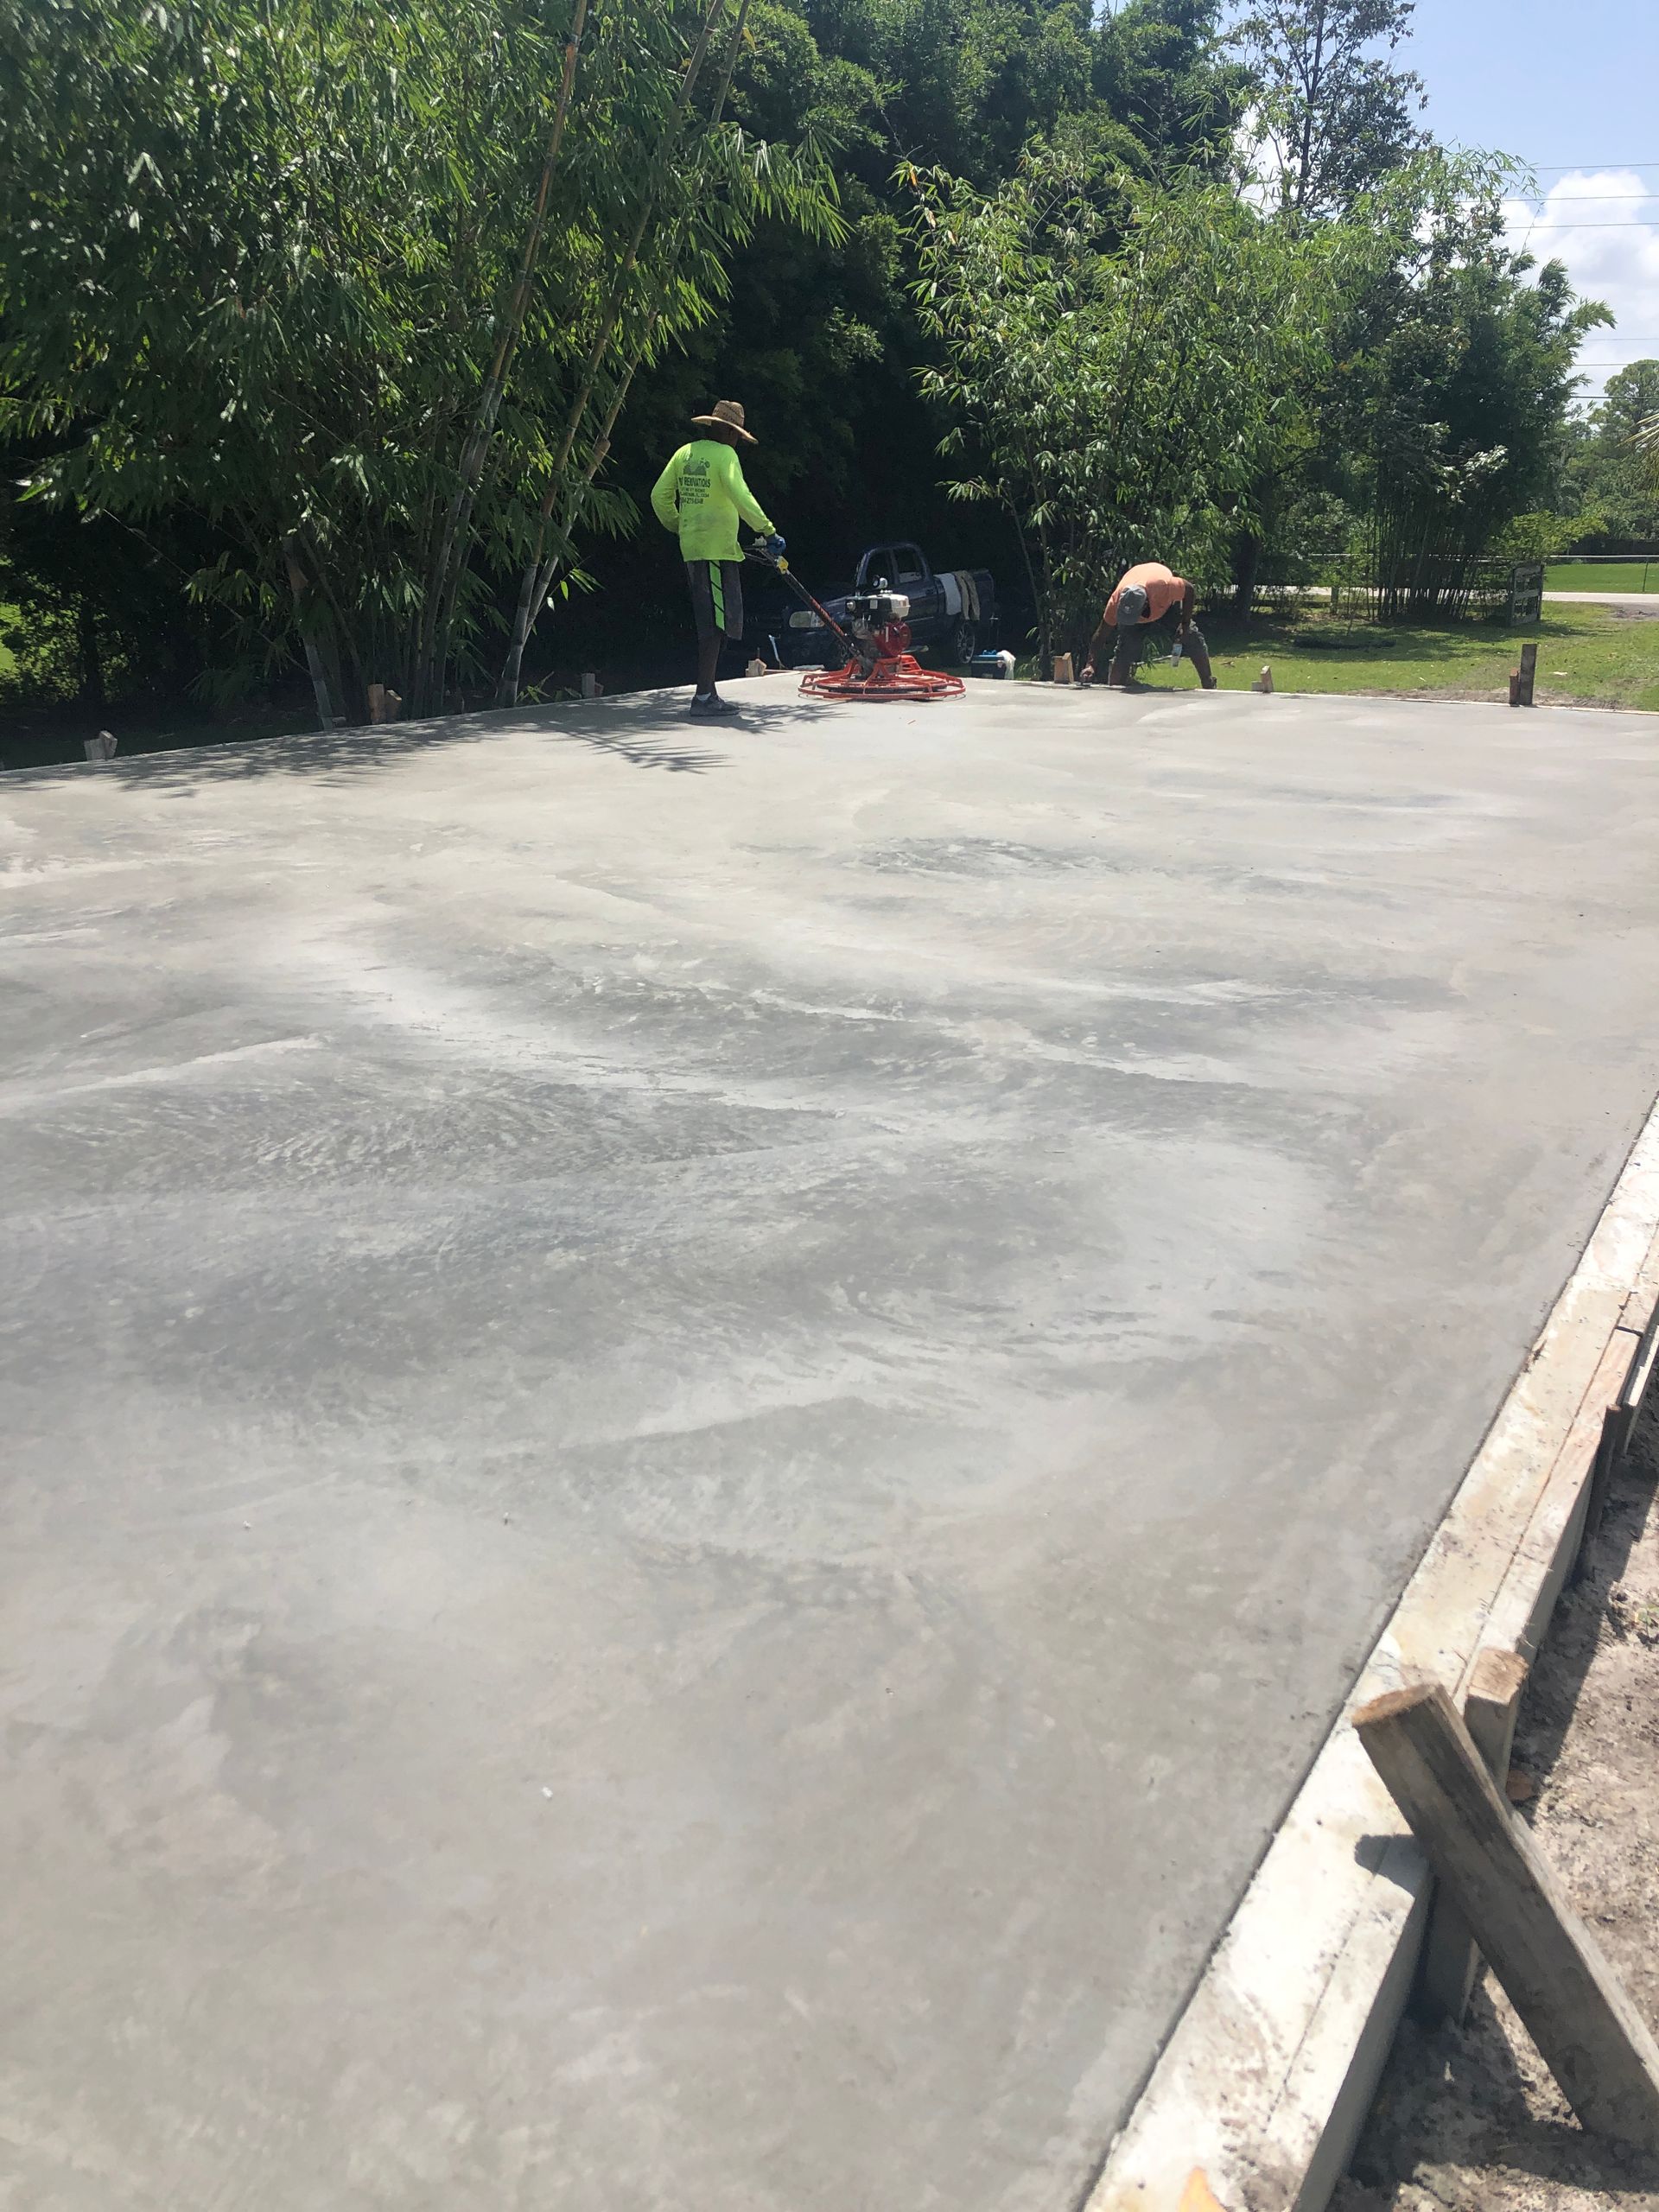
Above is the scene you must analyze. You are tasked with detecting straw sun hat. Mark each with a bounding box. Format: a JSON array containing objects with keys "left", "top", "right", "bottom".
[{"left": 690, "top": 398, "right": 757, "bottom": 444}]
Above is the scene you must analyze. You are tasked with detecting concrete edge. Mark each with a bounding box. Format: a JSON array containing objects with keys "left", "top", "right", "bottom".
[
  {"left": 0, "top": 685, "right": 681, "bottom": 785},
  {"left": 1088, "top": 1095, "right": 1659, "bottom": 2212},
  {"left": 9, "top": 678, "right": 1656, "bottom": 790}
]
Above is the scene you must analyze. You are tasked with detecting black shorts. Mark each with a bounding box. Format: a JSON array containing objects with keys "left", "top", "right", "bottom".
[{"left": 686, "top": 559, "right": 744, "bottom": 645}]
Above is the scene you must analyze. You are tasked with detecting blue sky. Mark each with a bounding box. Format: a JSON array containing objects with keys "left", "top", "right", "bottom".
[
  {"left": 1408, "top": 0, "right": 1652, "bottom": 165},
  {"left": 1402, "top": 0, "right": 1659, "bottom": 393}
]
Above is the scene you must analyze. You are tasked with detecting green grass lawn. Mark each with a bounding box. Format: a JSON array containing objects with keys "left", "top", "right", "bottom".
[
  {"left": 1544, "top": 560, "right": 1657, "bottom": 594},
  {"left": 1126, "top": 605, "right": 1659, "bottom": 713}
]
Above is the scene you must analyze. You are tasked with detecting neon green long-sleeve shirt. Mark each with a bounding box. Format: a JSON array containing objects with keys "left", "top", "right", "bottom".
[{"left": 651, "top": 438, "right": 773, "bottom": 563}]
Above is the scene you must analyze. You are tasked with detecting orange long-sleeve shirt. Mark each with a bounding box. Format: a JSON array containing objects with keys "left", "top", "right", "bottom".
[{"left": 1104, "top": 562, "right": 1189, "bottom": 626}]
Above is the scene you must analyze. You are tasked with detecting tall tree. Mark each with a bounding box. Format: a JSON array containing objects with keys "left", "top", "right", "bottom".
[
  {"left": 1345, "top": 158, "right": 1611, "bottom": 613},
  {"left": 1231, "top": 0, "right": 1427, "bottom": 216},
  {"left": 911, "top": 149, "right": 1344, "bottom": 660},
  {"left": 1560, "top": 361, "right": 1659, "bottom": 541},
  {"left": 1636, "top": 410, "right": 1659, "bottom": 499}
]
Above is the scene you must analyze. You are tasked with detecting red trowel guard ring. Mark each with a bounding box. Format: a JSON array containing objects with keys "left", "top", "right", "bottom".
[{"left": 798, "top": 622, "right": 965, "bottom": 702}]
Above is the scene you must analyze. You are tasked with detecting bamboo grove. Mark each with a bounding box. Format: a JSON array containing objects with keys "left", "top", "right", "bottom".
[{"left": 0, "top": 0, "right": 838, "bottom": 722}]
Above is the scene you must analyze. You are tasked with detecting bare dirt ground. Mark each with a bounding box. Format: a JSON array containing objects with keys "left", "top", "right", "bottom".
[{"left": 1332, "top": 1395, "right": 1659, "bottom": 2212}]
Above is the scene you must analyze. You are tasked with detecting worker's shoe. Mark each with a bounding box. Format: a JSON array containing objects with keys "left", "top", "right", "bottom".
[{"left": 689, "top": 690, "right": 736, "bottom": 718}]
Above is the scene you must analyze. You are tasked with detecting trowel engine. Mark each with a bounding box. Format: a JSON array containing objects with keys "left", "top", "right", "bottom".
[{"left": 842, "top": 584, "right": 913, "bottom": 671}]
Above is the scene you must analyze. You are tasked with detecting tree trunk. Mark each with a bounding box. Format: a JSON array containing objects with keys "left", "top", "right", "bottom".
[
  {"left": 76, "top": 596, "right": 105, "bottom": 708},
  {"left": 1294, "top": 2, "right": 1328, "bottom": 213},
  {"left": 417, "top": 0, "right": 591, "bottom": 717},
  {"left": 494, "top": 0, "right": 735, "bottom": 709},
  {"left": 283, "top": 537, "right": 339, "bottom": 730},
  {"left": 1232, "top": 529, "right": 1262, "bottom": 620}
]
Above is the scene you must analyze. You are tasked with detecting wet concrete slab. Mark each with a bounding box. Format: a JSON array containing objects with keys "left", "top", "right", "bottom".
[{"left": 3, "top": 678, "right": 1659, "bottom": 2210}]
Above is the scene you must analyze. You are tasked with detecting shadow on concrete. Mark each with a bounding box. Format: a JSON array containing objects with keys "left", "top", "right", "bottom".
[
  {"left": 1351, "top": 1834, "right": 1408, "bottom": 1881},
  {"left": 6, "top": 688, "right": 834, "bottom": 793}
]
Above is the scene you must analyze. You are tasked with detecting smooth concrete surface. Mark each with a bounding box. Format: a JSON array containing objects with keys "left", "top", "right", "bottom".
[{"left": 4, "top": 679, "right": 1659, "bottom": 2212}]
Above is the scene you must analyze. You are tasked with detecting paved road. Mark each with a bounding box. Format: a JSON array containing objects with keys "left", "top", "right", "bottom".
[
  {"left": 1542, "top": 588, "right": 1659, "bottom": 610},
  {"left": 1287, "top": 584, "right": 1659, "bottom": 613},
  {"left": 5, "top": 683, "right": 1659, "bottom": 2212}
]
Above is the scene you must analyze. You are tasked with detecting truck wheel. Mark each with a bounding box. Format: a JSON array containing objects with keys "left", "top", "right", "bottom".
[{"left": 949, "top": 617, "right": 976, "bottom": 664}]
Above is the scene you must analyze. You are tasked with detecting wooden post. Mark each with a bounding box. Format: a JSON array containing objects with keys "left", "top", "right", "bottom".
[
  {"left": 1414, "top": 1649, "right": 1528, "bottom": 2024},
  {"left": 1052, "top": 652, "right": 1074, "bottom": 685},
  {"left": 1510, "top": 640, "right": 1538, "bottom": 708},
  {"left": 1354, "top": 1680, "right": 1659, "bottom": 2146},
  {"left": 1583, "top": 1311, "right": 1659, "bottom": 1562}
]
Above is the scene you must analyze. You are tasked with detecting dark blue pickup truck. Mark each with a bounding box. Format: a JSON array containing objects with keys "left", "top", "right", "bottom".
[{"left": 748, "top": 541, "right": 995, "bottom": 669}]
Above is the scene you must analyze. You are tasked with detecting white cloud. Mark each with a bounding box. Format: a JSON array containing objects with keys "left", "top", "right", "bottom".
[
  {"left": 1232, "top": 108, "right": 1278, "bottom": 213},
  {"left": 1500, "top": 170, "right": 1659, "bottom": 400}
]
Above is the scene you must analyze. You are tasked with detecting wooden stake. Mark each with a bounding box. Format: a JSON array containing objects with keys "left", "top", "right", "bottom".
[
  {"left": 1354, "top": 1680, "right": 1659, "bottom": 2146},
  {"left": 1510, "top": 639, "right": 1538, "bottom": 708},
  {"left": 1583, "top": 1308, "right": 1659, "bottom": 1566},
  {"left": 1414, "top": 1649, "right": 1529, "bottom": 2024}
]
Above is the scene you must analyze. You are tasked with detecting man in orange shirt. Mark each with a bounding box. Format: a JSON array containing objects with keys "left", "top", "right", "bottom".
[{"left": 1079, "top": 561, "right": 1216, "bottom": 690}]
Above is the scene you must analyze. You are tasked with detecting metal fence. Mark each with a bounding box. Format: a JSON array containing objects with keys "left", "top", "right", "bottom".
[
  {"left": 1544, "top": 553, "right": 1657, "bottom": 592},
  {"left": 1244, "top": 550, "right": 1585, "bottom": 625}
]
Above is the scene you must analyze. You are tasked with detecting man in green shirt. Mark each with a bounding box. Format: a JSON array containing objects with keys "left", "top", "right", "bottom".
[{"left": 651, "top": 399, "right": 775, "bottom": 716}]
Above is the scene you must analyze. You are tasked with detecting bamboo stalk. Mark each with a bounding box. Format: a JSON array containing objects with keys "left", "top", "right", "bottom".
[
  {"left": 520, "top": 0, "right": 753, "bottom": 656},
  {"left": 283, "top": 536, "right": 338, "bottom": 729},
  {"left": 526, "top": 0, "right": 760, "bottom": 641},
  {"left": 496, "top": 0, "right": 743, "bottom": 706},
  {"left": 416, "top": 0, "right": 591, "bottom": 715}
]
